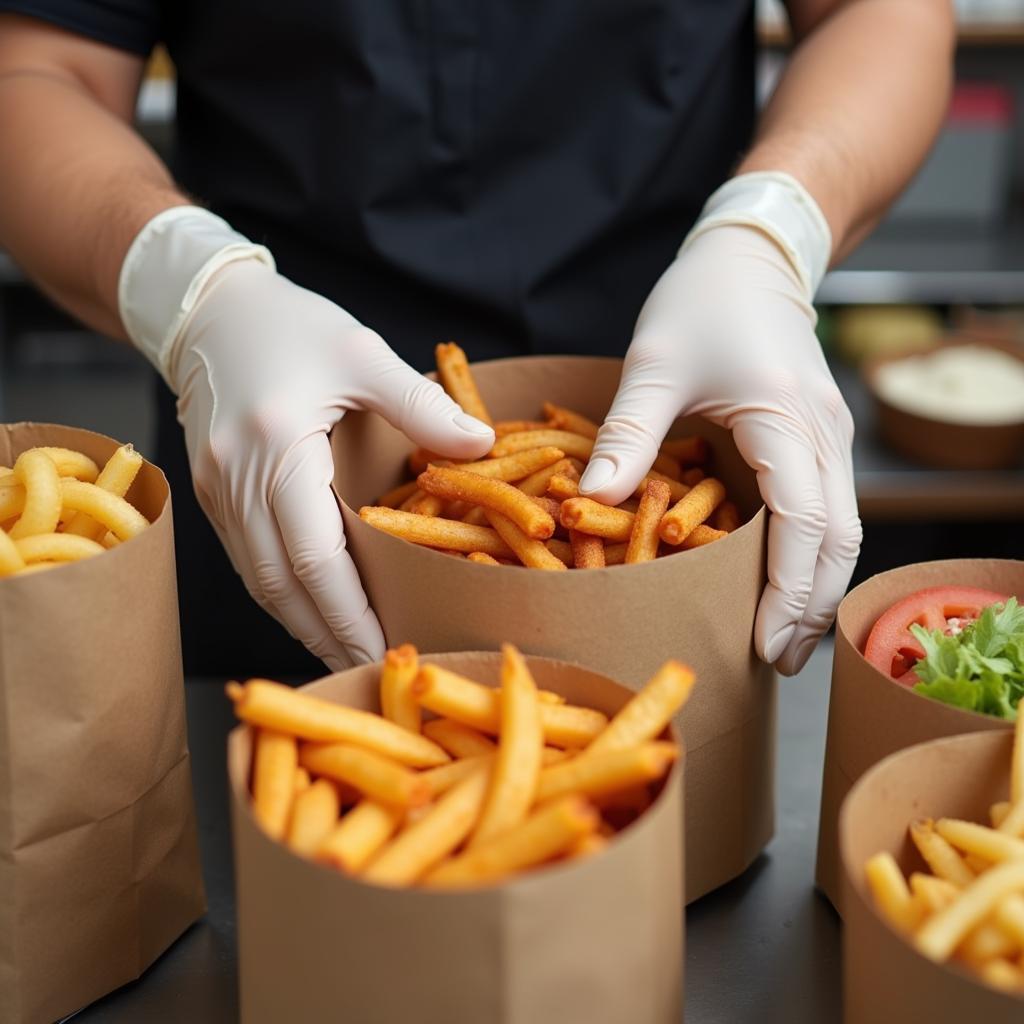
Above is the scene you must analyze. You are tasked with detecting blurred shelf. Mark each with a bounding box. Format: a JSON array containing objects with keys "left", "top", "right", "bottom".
[
  {"left": 836, "top": 361, "right": 1024, "bottom": 520},
  {"left": 819, "top": 224, "right": 1024, "bottom": 305},
  {"left": 760, "top": 20, "right": 1024, "bottom": 47}
]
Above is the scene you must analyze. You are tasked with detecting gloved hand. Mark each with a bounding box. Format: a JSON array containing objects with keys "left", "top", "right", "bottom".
[
  {"left": 119, "top": 208, "right": 494, "bottom": 670},
  {"left": 580, "top": 174, "right": 861, "bottom": 675}
]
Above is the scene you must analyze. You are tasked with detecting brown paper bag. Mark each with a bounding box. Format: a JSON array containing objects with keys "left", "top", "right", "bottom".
[
  {"left": 0, "top": 423, "right": 206, "bottom": 1024},
  {"left": 331, "top": 354, "right": 774, "bottom": 903},
  {"left": 816, "top": 558, "right": 1022, "bottom": 913},
  {"left": 229, "top": 651, "right": 684, "bottom": 1024},
  {"left": 840, "top": 730, "right": 1021, "bottom": 1023}
]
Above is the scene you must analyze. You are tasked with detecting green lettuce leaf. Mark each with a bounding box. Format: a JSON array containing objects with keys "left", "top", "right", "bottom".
[{"left": 909, "top": 597, "right": 1024, "bottom": 721}]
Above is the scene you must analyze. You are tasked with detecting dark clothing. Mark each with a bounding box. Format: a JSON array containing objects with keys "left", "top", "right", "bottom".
[{"left": 3, "top": 0, "right": 757, "bottom": 673}]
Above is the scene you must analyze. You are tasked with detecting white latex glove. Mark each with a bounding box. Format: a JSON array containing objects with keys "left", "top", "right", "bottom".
[
  {"left": 119, "top": 207, "right": 494, "bottom": 670},
  {"left": 580, "top": 174, "right": 861, "bottom": 676}
]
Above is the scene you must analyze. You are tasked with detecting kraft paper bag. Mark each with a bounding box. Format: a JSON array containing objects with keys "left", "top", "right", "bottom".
[
  {"left": 229, "top": 651, "right": 684, "bottom": 1024},
  {"left": 0, "top": 423, "right": 206, "bottom": 1024},
  {"left": 840, "top": 730, "right": 1021, "bottom": 1023},
  {"left": 816, "top": 559, "right": 1022, "bottom": 913},
  {"left": 331, "top": 354, "right": 774, "bottom": 903}
]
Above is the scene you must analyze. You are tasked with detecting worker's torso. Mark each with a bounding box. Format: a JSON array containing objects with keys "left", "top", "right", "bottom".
[{"left": 163, "top": 0, "right": 756, "bottom": 368}]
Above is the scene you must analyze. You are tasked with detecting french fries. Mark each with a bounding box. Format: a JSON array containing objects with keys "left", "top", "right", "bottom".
[
  {"left": 380, "top": 644, "right": 420, "bottom": 733},
  {"left": 0, "top": 442, "right": 151, "bottom": 578},
  {"left": 435, "top": 342, "right": 493, "bottom": 426},
  {"left": 865, "top": 714, "right": 1024, "bottom": 995},
  {"left": 359, "top": 347, "right": 745, "bottom": 568},
  {"left": 232, "top": 644, "right": 689, "bottom": 889}
]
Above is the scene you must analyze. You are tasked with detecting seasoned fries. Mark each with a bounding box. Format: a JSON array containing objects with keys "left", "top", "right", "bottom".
[
  {"left": 419, "top": 465, "right": 555, "bottom": 539},
  {"left": 435, "top": 342, "right": 493, "bottom": 426},
  {"left": 380, "top": 644, "right": 420, "bottom": 733},
  {"left": 359, "top": 345, "right": 746, "bottom": 569},
  {"left": 865, "top": 716, "right": 1024, "bottom": 995},
  {"left": 233, "top": 644, "right": 689, "bottom": 889},
  {"left": 0, "top": 441, "right": 151, "bottom": 577},
  {"left": 659, "top": 477, "right": 727, "bottom": 546},
  {"left": 624, "top": 479, "right": 671, "bottom": 564}
]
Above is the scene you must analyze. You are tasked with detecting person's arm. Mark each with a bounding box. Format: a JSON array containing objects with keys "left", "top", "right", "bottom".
[
  {"left": 581, "top": 0, "right": 955, "bottom": 675},
  {"left": 742, "top": 0, "right": 956, "bottom": 262},
  {"left": 0, "top": 14, "right": 187, "bottom": 336},
  {"left": 0, "top": 14, "right": 495, "bottom": 670}
]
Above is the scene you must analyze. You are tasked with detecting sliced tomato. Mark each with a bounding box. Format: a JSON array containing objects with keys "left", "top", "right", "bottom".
[{"left": 863, "top": 586, "right": 1009, "bottom": 687}]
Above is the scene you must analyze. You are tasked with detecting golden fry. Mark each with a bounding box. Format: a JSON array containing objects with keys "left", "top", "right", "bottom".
[
  {"left": 467, "top": 551, "right": 501, "bottom": 566},
  {"left": 542, "top": 401, "right": 599, "bottom": 440},
  {"left": 681, "top": 467, "right": 705, "bottom": 486},
  {"left": 991, "top": 801, "right": 1012, "bottom": 828},
  {"left": 865, "top": 852, "right": 921, "bottom": 933},
  {"left": 359, "top": 506, "right": 514, "bottom": 558},
  {"left": 377, "top": 479, "right": 421, "bottom": 509},
  {"left": 681, "top": 524, "right": 728, "bottom": 549},
  {"left": 252, "top": 729, "right": 299, "bottom": 842},
  {"left": 935, "top": 818, "right": 1024, "bottom": 863},
  {"left": 544, "top": 538, "right": 573, "bottom": 566},
  {"left": 635, "top": 470, "right": 689, "bottom": 504},
  {"left": 435, "top": 342, "right": 492, "bottom": 425},
  {"left": 535, "top": 742, "right": 678, "bottom": 804},
  {"left": 59, "top": 479, "right": 149, "bottom": 540},
  {"left": 457, "top": 447, "right": 565, "bottom": 482},
  {"left": 9, "top": 449, "right": 62, "bottom": 539},
  {"left": 650, "top": 452, "right": 683, "bottom": 481},
  {"left": 586, "top": 660, "right": 695, "bottom": 756},
  {"left": 29, "top": 447, "right": 99, "bottom": 481},
  {"left": 14, "top": 534, "right": 105, "bottom": 564},
  {"left": 909, "top": 819, "right": 975, "bottom": 887},
  {"left": 603, "top": 542, "right": 628, "bottom": 565},
  {"left": 227, "top": 678, "right": 449, "bottom": 767},
  {"left": 484, "top": 509, "right": 567, "bottom": 570},
  {"left": 0, "top": 528, "right": 27, "bottom": 577},
  {"left": 470, "top": 644, "right": 544, "bottom": 847},
  {"left": 570, "top": 529, "right": 605, "bottom": 569},
  {"left": 491, "top": 429, "right": 594, "bottom": 462},
  {"left": 516, "top": 456, "right": 579, "bottom": 498},
  {"left": 363, "top": 765, "right": 492, "bottom": 886},
  {"left": 408, "top": 492, "right": 445, "bottom": 517},
  {"left": 560, "top": 497, "right": 634, "bottom": 543},
  {"left": 625, "top": 479, "right": 671, "bottom": 564},
  {"left": 425, "top": 796, "right": 599, "bottom": 888},
  {"left": 419, "top": 465, "right": 555, "bottom": 540},
  {"left": 660, "top": 436, "right": 709, "bottom": 465},
  {"left": 294, "top": 767, "right": 311, "bottom": 794},
  {"left": 916, "top": 861, "right": 1024, "bottom": 961},
  {"left": 547, "top": 474, "right": 580, "bottom": 501},
  {"left": 413, "top": 665, "right": 607, "bottom": 747},
  {"left": 300, "top": 742, "right": 430, "bottom": 808},
  {"left": 979, "top": 959, "right": 1024, "bottom": 992},
  {"left": 420, "top": 754, "right": 493, "bottom": 798},
  {"left": 0, "top": 483, "right": 25, "bottom": 523},
  {"left": 712, "top": 501, "right": 741, "bottom": 533},
  {"left": 568, "top": 832, "right": 609, "bottom": 860},
  {"left": 909, "top": 872, "right": 960, "bottom": 913},
  {"left": 659, "top": 477, "right": 727, "bottom": 545},
  {"left": 994, "top": 893, "right": 1024, "bottom": 946},
  {"left": 423, "top": 718, "right": 497, "bottom": 759},
  {"left": 380, "top": 644, "right": 421, "bottom": 734},
  {"left": 63, "top": 443, "right": 143, "bottom": 538},
  {"left": 316, "top": 800, "right": 405, "bottom": 873},
  {"left": 958, "top": 919, "right": 1017, "bottom": 965},
  {"left": 286, "top": 779, "right": 341, "bottom": 858},
  {"left": 494, "top": 419, "right": 548, "bottom": 437}
]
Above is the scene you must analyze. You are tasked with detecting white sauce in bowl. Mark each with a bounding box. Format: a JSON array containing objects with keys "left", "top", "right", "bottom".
[{"left": 874, "top": 345, "right": 1024, "bottom": 425}]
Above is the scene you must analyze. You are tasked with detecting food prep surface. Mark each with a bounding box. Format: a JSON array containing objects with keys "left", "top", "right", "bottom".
[{"left": 69, "top": 643, "right": 841, "bottom": 1024}]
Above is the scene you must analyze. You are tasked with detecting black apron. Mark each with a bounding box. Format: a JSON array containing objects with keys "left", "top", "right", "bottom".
[{"left": 152, "top": 0, "right": 756, "bottom": 674}]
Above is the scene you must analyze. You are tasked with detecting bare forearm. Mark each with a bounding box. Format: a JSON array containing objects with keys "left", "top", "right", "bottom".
[
  {"left": 0, "top": 71, "right": 186, "bottom": 337},
  {"left": 739, "top": 0, "right": 955, "bottom": 263}
]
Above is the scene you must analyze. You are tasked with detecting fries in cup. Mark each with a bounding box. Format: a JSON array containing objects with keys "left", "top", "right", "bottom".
[{"left": 230, "top": 644, "right": 689, "bottom": 889}]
